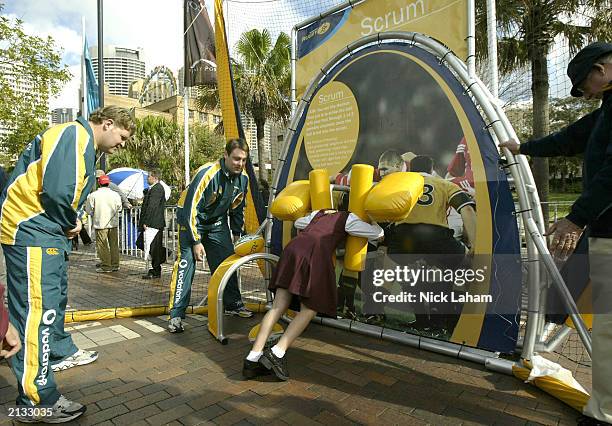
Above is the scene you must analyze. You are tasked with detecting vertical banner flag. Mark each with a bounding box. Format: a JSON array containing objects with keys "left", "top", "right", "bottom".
[
  {"left": 83, "top": 36, "right": 99, "bottom": 117},
  {"left": 184, "top": 0, "right": 217, "bottom": 86},
  {"left": 213, "top": 0, "right": 266, "bottom": 230}
]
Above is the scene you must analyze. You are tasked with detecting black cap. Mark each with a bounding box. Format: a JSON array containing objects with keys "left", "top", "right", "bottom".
[{"left": 567, "top": 42, "right": 612, "bottom": 97}]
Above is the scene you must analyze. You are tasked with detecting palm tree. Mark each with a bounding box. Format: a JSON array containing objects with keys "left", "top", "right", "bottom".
[
  {"left": 109, "top": 116, "right": 224, "bottom": 191},
  {"left": 196, "top": 29, "right": 291, "bottom": 183},
  {"left": 235, "top": 29, "right": 291, "bottom": 183},
  {"left": 475, "top": 0, "right": 611, "bottom": 225}
]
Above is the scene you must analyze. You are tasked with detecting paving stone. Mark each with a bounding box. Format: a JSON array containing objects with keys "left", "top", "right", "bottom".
[
  {"left": 0, "top": 311, "right": 581, "bottom": 426},
  {"left": 145, "top": 403, "right": 194, "bottom": 425}
]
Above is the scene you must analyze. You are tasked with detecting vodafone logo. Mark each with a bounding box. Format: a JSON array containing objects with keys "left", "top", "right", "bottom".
[
  {"left": 36, "top": 309, "right": 57, "bottom": 386},
  {"left": 42, "top": 309, "right": 57, "bottom": 325}
]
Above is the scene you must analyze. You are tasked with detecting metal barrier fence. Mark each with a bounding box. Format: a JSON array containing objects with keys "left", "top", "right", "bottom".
[
  {"left": 104, "top": 201, "right": 574, "bottom": 259},
  {"left": 86, "top": 205, "right": 180, "bottom": 261}
]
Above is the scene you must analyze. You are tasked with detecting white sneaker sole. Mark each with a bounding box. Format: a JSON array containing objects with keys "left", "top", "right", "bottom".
[{"left": 51, "top": 353, "right": 98, "bottom": 372}]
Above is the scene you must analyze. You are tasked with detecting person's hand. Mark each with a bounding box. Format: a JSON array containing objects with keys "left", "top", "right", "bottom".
[
  {"left": 499, "top": 139, "right": 521, "bottom": 155},
  {"left": 233, "top": 235, "right": 240, "bottom": 244},
  {"left": 65, "top": 219, "right": 82, "bottom": 239},
  {"left": 1, "top": 323, "right": 22, "bottom": 359},
  {"left": 545, "top": 218, "right": 584, "bottom": 260},
  {"left": 192, "top": 243, "right": 205, "bottom": 261}
]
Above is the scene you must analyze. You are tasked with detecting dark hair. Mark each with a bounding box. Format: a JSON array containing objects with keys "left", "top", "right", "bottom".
[
  {"left": 225, "top": 138, "right": 249, "bottom": 155},
  {"left": 89, "top": 106, "right": 136, "bottom": 135},
  {"left": 410, "top": 155, "right": 434, "bottom": 173},
  {"left": 149, "top": 169, "right": 161, "bottom": 180}
]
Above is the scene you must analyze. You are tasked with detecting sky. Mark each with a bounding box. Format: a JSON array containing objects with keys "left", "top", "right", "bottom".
[
  {"left": 4, "top": 0, "right": 334, "bottom": 110},
  {"left": 3, "top": 0, "right": 575, "bottom": 112}
]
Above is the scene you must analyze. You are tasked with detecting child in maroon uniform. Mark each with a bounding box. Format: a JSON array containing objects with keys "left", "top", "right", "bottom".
[{"left": 243, "top": 209, "right": 383, "bottom": 381}]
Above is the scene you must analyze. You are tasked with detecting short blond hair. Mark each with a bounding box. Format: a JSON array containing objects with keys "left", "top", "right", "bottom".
[{"left": 89, "top": 106, "right": 136, "bottom": 135}]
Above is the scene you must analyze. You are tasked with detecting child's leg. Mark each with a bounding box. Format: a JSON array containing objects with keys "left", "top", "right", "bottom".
[
  {"left": 275, "top": 303, "right": 317, "bottom": 352},
  {"left": 251, "top": 288, "right": 292, "bottom": 352}
]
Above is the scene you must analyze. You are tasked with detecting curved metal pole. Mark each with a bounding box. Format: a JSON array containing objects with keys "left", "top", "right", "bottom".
[
  {"left": 271, "top": 31, "right": 591, "bottom": 359},
  {"left": 213, "top": 253, "right": 279, "bottom": 343}
]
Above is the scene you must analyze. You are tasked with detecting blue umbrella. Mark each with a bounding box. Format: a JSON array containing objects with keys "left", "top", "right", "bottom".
[{"left": 107, "top": 167, "right": 170, "bottom": 200}]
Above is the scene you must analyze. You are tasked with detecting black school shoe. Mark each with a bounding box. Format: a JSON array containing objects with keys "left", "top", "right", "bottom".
[
  {"left": 577, "top": 415, "right": 612, "bottom": 426},
  {"left": 260, "top": 348, "right": 289, "bottom": 381},
  {"left": 242, "top": 359, "right": 272, "bottom": 379}
]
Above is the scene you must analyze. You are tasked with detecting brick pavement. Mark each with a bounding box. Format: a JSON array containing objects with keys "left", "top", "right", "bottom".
[{"left": 0, "top": 312, "right": 582, "bottom": 425}]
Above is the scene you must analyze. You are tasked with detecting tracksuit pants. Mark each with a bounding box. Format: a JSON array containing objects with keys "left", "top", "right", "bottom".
[
  {"left": 2, "top": 245, "right": 78, "bottom": 406},
  {"left": 168, "top": 224, "right": 242, "bottom": 319}
]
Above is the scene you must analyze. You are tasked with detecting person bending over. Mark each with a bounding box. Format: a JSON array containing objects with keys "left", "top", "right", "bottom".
[{"left": 243, "top": 208, "right": 383, "bottom": 381}]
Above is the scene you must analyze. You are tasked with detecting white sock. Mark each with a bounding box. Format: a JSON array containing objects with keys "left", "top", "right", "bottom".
[
  {"left": 271, "top": 345, "right": 285, "bottom": 358},
  {"left": 246, "top": 351, "right": 262, "bottom": 362}
]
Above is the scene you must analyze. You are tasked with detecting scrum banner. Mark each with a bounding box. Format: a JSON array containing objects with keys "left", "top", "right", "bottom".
[
  {"left": 273, "top": 42, "right": 521, "bottom": 354},
  {"left": 296, "top": 0, "right": 468, "bottom": 99}
]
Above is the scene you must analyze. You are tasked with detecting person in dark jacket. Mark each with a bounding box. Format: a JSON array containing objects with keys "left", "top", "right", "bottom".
[
  {"left": 139, "top": 169, "right": 166, "bottom": 279},
  {"left": 0, "top": 166, "right": 8, "bottom": 195},
  {"left": 500, "top": 42, "right": 612, "bottom": 426}
]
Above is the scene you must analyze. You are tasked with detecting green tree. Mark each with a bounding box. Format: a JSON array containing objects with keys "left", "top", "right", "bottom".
[
  {"left": 548, "top": 97, "right": 599, "bottom": 191},
  {"left": 197, "top": 29, "right": 291, "bottom": 183},
  {"left": 108, "top": 115, "right": 225, "bottom": 193},
  {"left": 476, "top": 0, "right": 611, "bottom": 223},
  {"left": 0, "top": 8, "right": 71, "bottom": 164}
]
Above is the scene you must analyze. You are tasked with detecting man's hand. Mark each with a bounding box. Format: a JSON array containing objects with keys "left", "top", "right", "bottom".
[
  {"left": 233, "top": 235, "right": 240, "bottom": 244},
  {"left": 546, "top": 218, "right": 584, "bottom": 260},
  {"left": 499, "top": 139, "right": 521, "bottom": 155},
  {"left": 192, "top": 243, "right": 205, "bottom": 261},
  {"left": 65, "top": 219, "right": 82, "bottom": 239},
  {"left": 1, "top": 323, "right": 22, "bottom": 359}
]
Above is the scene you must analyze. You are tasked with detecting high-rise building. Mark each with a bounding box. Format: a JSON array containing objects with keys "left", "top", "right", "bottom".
[
  {"left": 51, "top": 108, "right": 75, "bottom": 124},
  {"left": 0, "top": 62, "right": 49, "bottom": 141},
  {"left": 90, "top": 45, "right": 146, "bottom": 96}
]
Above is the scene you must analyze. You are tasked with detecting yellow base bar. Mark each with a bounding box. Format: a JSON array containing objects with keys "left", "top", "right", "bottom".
[
  {"left": 512, "top": 365, "right": 589, "bottom": 412},
  {"left": 64, "top": 305, "right": 210, "bottom": 323}
]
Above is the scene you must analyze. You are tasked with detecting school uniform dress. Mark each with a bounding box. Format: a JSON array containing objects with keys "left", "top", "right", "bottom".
[{"left": 270, "top": 210, "right": 383, "bottom": 317}]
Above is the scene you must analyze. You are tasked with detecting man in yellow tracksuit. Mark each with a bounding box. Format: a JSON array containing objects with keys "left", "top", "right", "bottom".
[
  {"left": 167, "top": 139, "right": 251, "bottom": 333},
  {"left": 0, "top": 106, "right": 134, "bottom": 423}
]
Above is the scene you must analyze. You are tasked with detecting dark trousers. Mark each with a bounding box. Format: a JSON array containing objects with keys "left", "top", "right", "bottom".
[{"left": 150, "top": 230, "right": 165, "bottom": 275}]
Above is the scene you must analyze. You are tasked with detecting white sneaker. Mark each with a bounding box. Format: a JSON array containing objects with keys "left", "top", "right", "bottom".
[
  {"left": 51, "top": 350, "right": 98, "bottom": 372},
  {"left": 168, "top": 317, "right": 184, "bottom": 333},
  {"left": 15, "top": 395, "right": 87, "bottom": 423}
]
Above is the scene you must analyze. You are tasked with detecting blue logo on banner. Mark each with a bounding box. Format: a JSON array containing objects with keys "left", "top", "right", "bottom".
[{"left": 297, "top": 9, "right": 350, "bottom": 58}]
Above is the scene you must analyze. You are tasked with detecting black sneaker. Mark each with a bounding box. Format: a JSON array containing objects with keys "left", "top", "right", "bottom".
[
  {"left": 260, "top": 348, "right": 289, "bottom": 381},
  {"left": 242, "top": 358, "right": 271, "bottom": 379}
]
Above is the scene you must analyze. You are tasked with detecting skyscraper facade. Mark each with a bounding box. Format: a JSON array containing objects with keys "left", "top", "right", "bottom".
[
  {"left": 51, "top": 108, "right": 75, "bottom": 124},
  {"left": 90, "top": 45, "right": 146, "bottom": 96}
]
